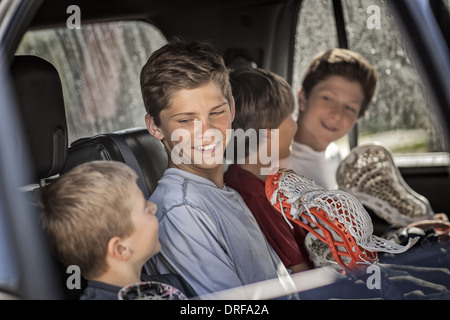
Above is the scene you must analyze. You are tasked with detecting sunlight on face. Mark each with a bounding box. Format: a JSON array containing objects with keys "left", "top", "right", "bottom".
[{"left": 157, "top": 82, "right": 234, "bottom": 174}]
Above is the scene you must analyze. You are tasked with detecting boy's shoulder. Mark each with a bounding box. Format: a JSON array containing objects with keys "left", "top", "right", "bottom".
[
  {"left": 152, "top": 168, "right": 213, "bottom": 196},
  {"left": 224, "top": 164, "right": 265, "bottom": 198},
  {"left": 79, "top": 280, "right": 121, "bottom": 300},
  {"left": 150, "top": 168, "right": 235, "bottom": 211},
  {"left": 151, "top": 168, "right": 248, "bottom": 220},
  {"left": 149, "top": 169, "right": 187, "bottom": 208}
]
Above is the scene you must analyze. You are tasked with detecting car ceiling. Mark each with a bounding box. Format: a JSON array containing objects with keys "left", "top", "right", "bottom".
[
  {"left": 28, "top": 0, "right": 299, "bottom": 77},
  {"left": 31, "top": 0, "right": 287, "bottom": 27}
]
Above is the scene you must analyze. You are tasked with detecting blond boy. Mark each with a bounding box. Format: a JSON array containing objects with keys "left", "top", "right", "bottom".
[{"left": 40, "top": 160, "right": 195, "bottom": 299}]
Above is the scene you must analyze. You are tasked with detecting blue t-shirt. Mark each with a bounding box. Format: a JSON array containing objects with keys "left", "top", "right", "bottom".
[{"left": 146, "top": 168, "right": 285, "bottom": 297}]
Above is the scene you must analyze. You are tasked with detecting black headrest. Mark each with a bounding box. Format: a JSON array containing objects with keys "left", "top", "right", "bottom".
[
  {"left": 63, "top": 128, "right": 168, "bottom": 197},
  {"left": 11, "top": 55, "right": 68, "bottom": 183}
]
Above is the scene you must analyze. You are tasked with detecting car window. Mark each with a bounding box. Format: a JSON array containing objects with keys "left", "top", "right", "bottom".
[
  {"left": 16, "top": 20, "right": 167, "bottom": 143},
  {"left": 293, "top": 0, "right": 447, "bottom": 159},
  {"left": 292, "top": 0, "right": 338, "bottom": 112}
]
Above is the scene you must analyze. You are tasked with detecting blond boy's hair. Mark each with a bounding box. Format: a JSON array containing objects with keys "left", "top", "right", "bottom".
[{"left": 39, "top": 161, "right": 137, "bottom": 280}]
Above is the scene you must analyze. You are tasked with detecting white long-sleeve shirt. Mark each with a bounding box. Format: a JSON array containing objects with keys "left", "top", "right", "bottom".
[{"left": 279, "top": 141, "right": 342, "bottom": 190}]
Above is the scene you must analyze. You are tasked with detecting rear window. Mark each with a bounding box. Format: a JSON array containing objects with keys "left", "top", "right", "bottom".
[
  {"left": 16, "top": 20, "right": 167, "bottom": 143},
  {"left": 293, "top": 0, "right": 447, "bottom": 159}
]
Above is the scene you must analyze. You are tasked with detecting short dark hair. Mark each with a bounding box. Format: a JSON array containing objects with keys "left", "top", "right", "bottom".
[
  {"left": 302, "top": 48, "right": 378, "bottom": 117},
  {"left": 140, "top": 38, "right": 233, "bottom": 126},
  {"left": 229, "top": 67, "right": 295, "bottom": 160},
  {"left": 230, "top": 67, "right": 294, "bottom": 131}
]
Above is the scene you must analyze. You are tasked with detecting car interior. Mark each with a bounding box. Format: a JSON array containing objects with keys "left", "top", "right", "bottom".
[{"left": 0, "top": 0, "right": 449, "bottom": 300}]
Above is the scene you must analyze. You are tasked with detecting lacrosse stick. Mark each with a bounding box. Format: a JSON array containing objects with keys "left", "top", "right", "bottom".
[
  {"left": 265, "top": 168, "right": 418, "bottom": 272},
  {"left": 118, "top": 281, "right": 188, "bottom": 300},
  {"left": 336, "top": 143, "right": 435, "bottom": 227},
  {"left": 304, "top": 230, "right": 342, "bottom": 270}
]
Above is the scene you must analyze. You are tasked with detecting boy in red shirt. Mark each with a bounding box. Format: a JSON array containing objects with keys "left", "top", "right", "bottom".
[{"left": 224, "top": 67, "right": 312, "bottom": 273}]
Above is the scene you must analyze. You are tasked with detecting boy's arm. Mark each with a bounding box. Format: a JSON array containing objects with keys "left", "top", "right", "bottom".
[{"left": 154, "top": 204, "right": 244, "bottom": 297}]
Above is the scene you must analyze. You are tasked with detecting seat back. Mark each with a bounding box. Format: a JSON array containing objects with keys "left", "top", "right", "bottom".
[
  {"left": 11, "top": 55, "right": 74, "bottom": 299},
  {"left": 63, "top": 127, "right": 168, "bottom": 198},
  {"left": 11, "top": 55, "right": 68, "bottom": 185},
  {"left": 10, "top": 55, "right": 169, "bottom": 298}
]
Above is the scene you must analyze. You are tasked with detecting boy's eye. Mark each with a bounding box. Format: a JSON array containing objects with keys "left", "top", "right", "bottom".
[
  {"left": 178, "top": 118, "right": 193, "bottom": 124},
  {"left": 345, "top": 105, "right": 358, "bottom": 114},
  {"left": 210, "top": 110, "right": 225, "bottom": 117}
]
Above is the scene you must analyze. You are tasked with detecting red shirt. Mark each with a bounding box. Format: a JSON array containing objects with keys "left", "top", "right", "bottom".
[{"left": 224, "top": 165, "right": 313, "bottom": 269}]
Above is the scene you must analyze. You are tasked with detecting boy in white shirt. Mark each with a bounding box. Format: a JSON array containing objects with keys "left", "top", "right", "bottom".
[{"left": 280, "top": 49, "right": 378, "bottom": 189}]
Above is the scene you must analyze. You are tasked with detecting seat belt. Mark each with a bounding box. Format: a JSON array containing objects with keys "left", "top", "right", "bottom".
[{"left": 108, "top": 134, "right": 151, "bottom": 200}]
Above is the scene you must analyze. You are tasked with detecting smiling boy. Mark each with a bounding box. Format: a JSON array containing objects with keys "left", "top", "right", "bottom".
[
  {"left": 148, "top": 81, "right": 232, "bottom": 185},
  {"left": 39, "top": 161, "right": 195, "bottom": 300},
  {"left": 280, "top": 49, "right": 377, "bottom": 189},
  {"left": 140, "top": 39, "right": 287, "bottom": 297}
]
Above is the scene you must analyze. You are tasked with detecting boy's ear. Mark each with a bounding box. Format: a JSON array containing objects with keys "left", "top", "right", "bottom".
[
  {"left": 145, "top": 114, "right": 164, "bottom": 141},
  {"left": 107, "top": 236, "right": 131, "bottom": 261},
  {"left": 298, "top": 88, "right": 306, "bottom": 112},
  {"left": 230, "top": 97, "right": 236, "bottom": 122}
]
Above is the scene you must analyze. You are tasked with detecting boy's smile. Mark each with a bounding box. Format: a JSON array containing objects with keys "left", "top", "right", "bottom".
[
  {"left": 320, "top": 120, "right": 338, "bottom": 132},
  {"left": 193, "top": 139, "right": 222, "bottom": 153}
]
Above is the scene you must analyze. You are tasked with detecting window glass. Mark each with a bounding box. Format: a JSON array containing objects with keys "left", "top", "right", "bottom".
[
  {"left": 293, "top": 0, "right": 446, "bottom": 156},
  {"left": 293, "top": 0, "right": 347, "bottom": 153},
  {"left": 16, "top": 21, "right": 167, "bottom": 143},
  {"left": 293, "top": 0, "right": 338, "bottom": 105},
  {"left": 342, "top": 0, "right": 444, "bottom": 154},
  {"left": 445, "top": 0, "right": 450, "bottom": 10}
]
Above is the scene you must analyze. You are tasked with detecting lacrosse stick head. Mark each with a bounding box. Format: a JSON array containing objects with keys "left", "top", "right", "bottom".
[
  {"left": 266, "top": 168, "right": 418, "bottom": 273},
  {"left": 304, "top": 230, "right": 343, "bottom": 270},
  {"left": 336, "top": 143, "right": 435, "bottom": 227},
  {"left": 118, "top": 281, "right": 187, "bottom": 300}
]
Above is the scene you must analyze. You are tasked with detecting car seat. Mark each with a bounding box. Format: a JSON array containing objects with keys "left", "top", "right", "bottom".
[
  {"left": 11, "top": 55, "right": 68, "bottom": 187},
  {"left": 11, "top": 55, "right": 81, "bottom": 299},
  {"left": 62, "top": 127, "right": 168, "bottom": 200}
]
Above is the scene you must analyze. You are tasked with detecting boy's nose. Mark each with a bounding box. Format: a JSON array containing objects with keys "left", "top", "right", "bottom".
[
  {"left": 202, "top": 119, "right": 214, "bottom": 132},
  {"left": 194, "top": 119, "right": 216, "bottom": 140},
  {"left": 329, "top": 104, "right": 344, "bottom": 119}
]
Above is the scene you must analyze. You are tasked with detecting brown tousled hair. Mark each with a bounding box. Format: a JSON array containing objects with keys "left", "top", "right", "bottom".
[
  {"left": 140, "top": 38, "right": 233, "bottom": 126},
  {"left": 302, "top": 48, "right": 378, "bottom": 117},
  {"left": 229, "top": 67, "right": 295, "bottom": 160}
]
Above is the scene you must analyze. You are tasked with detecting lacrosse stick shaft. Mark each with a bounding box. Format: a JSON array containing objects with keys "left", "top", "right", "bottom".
[{"left": 197, "top": 266, "right": 340, "bottom": 300}]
